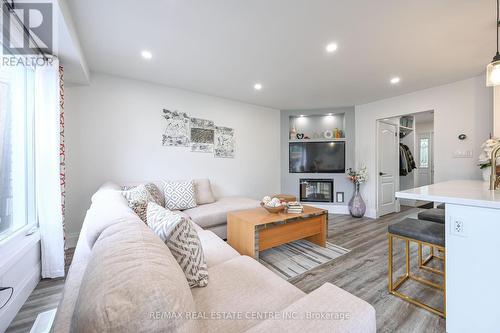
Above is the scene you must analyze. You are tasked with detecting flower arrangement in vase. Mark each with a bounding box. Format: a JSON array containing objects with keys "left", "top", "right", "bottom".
[
  {"left": 347, "top": 167, "right": 368, "bottom": 218},
  {"left": 478, "top": 137, "right": 500, "bottom": 182}
]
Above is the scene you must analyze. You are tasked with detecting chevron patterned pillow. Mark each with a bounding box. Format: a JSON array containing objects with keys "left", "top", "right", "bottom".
[
  {"left": 146, "top": 202, "right": 208, "bottom": 288},
  {"left": 162, "top": 180, "right": 197, "bottom": 210}
]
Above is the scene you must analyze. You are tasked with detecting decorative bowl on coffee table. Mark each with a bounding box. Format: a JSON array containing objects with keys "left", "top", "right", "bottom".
[{"left": 260, "top": 202, "right": 285, "bottom": 214}]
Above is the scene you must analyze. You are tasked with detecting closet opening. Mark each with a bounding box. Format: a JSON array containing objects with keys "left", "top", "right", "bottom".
[{"left": 376, "top": 111, "right": 434, "bottom": 217}]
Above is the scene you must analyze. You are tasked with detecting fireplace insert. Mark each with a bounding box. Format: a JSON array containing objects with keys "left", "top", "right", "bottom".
[{"left": 299, "top": 179, "right": 334, "bottom": 203}]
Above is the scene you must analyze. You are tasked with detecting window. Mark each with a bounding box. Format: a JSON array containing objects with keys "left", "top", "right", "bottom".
[
  {"left": 0, "top": 65, "right": 36, "bottom": 241},
  {"left": 419, "top": 138, "right": 429, "bottom": 168}
]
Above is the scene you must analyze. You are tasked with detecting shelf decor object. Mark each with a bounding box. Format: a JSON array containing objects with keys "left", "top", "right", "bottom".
[{"left": 486, "top": 0, "right": 500, "bottom": 86}]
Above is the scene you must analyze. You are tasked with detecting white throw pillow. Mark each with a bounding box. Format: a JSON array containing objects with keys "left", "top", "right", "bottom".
[
  {"left": 147, "top": 202, "right": 208, "bottom": 288},
  {"left": 193, "top": 179, "right": 216, "bottom": 205},
  {"left": 162, "top": 180, "right": 197, "bottom": 210}
]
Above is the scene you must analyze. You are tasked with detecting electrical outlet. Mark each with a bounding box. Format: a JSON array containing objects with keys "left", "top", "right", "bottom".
[{"left": 450, "top": 218, "right": 466, "bottom": 237}]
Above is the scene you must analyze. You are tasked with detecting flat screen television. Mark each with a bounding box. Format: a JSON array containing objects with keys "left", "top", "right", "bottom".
[{"left": 289, "top": 141, "right": 345, "bottom": 173}]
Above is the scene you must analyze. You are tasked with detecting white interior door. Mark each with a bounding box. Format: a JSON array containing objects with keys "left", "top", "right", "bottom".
[
  {"left": 416, "top": 132, "right": 433, "bottom": 187},
  {"left": 377, "top": 121, "right": 398, "bottom": 216}
]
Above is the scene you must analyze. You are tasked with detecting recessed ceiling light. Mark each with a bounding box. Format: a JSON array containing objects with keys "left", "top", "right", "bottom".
[
  {"left": 327, "top": 113, "right": 333, "bottom": 116},
  {"left": 299, "top": 115, "right": 305, "bottom": 117},
  {"left": 390, "top": 77, "right": 401, "bottom": 84},
  {"left": 254, "top": 83, "right": 262, "bottom": 91},
  {"left": 326, "top": 43, "right": 338, "bottom": 53},
  {"left": 141, "top": 50, "right": 152, "bottom": 59}
]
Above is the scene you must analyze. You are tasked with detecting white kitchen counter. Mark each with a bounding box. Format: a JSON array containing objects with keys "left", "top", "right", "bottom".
[
  {"left": 395, "top": 180, "right": 500, "bottom": 333},
  {"left": 396, "top": 180, "right": 500, "bottom": 209}
]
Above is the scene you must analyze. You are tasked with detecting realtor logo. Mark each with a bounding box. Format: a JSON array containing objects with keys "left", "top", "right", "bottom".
[{"left": 2, "top": 1, "right": 53, "bottom": 55}]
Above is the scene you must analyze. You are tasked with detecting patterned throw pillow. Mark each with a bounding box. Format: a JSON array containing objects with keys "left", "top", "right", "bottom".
[
  {"left": 162, "top": 180, "right": 197, "bottom": 210},
  {"left": 121, "top": 184, "right": 155, "bottom": 222},
  {"left": 121, "top": 183, "right": 165, "bottom": 207},
  {"left": 147, "top": 202, "right": 208, "bottom": 288}
]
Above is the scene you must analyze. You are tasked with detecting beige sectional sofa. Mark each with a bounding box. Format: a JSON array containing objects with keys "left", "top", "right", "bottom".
[
  {"left": 52, "top": 182, "right": 376, "bottom": 332},
  {"left": 125, "top": 180, "right": 260, "bottom": 239}
]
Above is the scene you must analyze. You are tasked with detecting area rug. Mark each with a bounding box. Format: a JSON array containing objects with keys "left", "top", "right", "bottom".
[{"left": 259, "top": 240, "right": 350, "bottom": 280}]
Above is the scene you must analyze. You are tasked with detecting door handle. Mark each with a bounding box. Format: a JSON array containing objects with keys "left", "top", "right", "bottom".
[{"left": 379, "top": 172, "right": 387, "bottom": 176}]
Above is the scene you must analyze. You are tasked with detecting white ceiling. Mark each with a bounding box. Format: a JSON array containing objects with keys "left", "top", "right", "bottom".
[
  {"left": 66, "top": 0, "right": 494, "bottom": 110},
  {"left": 56, "top": 0, "right": 89, "bottom": 84}
]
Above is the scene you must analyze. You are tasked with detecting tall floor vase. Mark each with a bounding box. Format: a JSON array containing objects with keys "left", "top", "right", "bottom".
[{"left": 348, "top": 183, "right": 366, "bottom": 218}]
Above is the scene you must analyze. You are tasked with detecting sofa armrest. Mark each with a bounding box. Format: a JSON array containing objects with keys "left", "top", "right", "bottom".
[{"left": 245, "top": 283, "right": 376, "bottom": 333}]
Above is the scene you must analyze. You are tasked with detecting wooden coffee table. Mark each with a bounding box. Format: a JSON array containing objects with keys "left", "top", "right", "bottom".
[{"left": 227, "top": 205, "right": 328, "bottom": 259}]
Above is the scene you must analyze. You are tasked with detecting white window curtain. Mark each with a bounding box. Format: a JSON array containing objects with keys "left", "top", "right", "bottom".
[{"left": 35, "top": 57, "right": 65, "bottom": 278}]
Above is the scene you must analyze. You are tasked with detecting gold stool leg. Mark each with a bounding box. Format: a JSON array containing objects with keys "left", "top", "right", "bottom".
[
  {"left": 443, "top": 249, "right": 446, "bottom": 317},
  {"left": 388, "top": 234, "right": 393, "bottom": 292},
  {"left": 388, "top": 234, "right": 446, "bottom": 318},
  {"left": 418, "top": 243, "right": 423, "bottom": 268},
  {"left": 405, "top": 239, "right": 410, "bottom": 276}
]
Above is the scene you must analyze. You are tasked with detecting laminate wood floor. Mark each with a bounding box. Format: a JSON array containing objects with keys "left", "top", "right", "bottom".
[
  {"left": 290, "top": 207, "right": 446, "bottom": 333},
  {"left": 7, "top": 208, "right": 445, "bottom": 333},
  {"left": 6, "top": 248, "right": 74, "bottom": 333}
]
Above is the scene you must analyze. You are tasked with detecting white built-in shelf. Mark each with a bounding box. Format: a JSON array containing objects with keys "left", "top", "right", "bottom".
[
  {"left": 399, "top": 125, "right": 414, "bottom": 131},
  {"left": 289, "top": 138, "right": 347, "bottom": 143},
  {"left": 289, "top": 113, "right": 346, "bottom": 142}
]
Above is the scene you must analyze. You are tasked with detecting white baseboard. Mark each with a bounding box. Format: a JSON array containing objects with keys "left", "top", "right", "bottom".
[
  {"left": 365, "top": 208, "right": 377, "bottom": 219},
  {"left": 331, "top": 205, "right": 350, "bottom": 214},
  {"left": 307, "top": 203, "right": 350, "bottom": 215},
  {"left": 65, "top": 232, "right": 80, "bottom": 249},
  {"left": 0, "top": 263, "right": 41, "bottom": 333}
]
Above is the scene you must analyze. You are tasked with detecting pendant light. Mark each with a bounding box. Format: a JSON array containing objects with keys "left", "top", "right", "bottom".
[{"left": 487, "top": 0, "right": 500, "bottom": 86}]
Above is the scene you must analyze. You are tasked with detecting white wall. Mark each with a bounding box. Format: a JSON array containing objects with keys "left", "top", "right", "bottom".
[
  {"left": 65, "top": 73, "right": 281, "bottom": 243},
  {"left": 356, "top": 75, "right": 492, "bottom": 218},
  {"left": 416, "top": 120, "right": 434, "bottom": 134}
]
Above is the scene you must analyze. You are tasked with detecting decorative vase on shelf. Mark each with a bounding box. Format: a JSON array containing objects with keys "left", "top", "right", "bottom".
[
  {"left": 482, "top": 167, "right": 491, "bottom": 182},
  {"left": 290, "top": 127, "right": 297, "bottom": 140},
  {"left": 348, "top": 183, "right": 366, "bottom": 218}
]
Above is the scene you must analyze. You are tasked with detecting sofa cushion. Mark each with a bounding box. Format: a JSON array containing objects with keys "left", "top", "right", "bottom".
[
  {"left": 191, "top": 256, "right": 304, "bottom": 333},
  {"left": 147, "top": 202, "right": 209, "bottom": 288},
  {"left": 184, "top": 197, "right": 259, "bottom": 228},
  {"left": 194, "top": 179, "right": 216, "bottom": 205},
  {"left": 51, "top": 247, "right": 91, "bottom": 333},
  {"left": 84, "top": 190, "right": 138, "bottom": 248},
  {"left": 197, "top": 230, "right": 240, "bottom": 267},
  {"left": 245, "top": 283, "right": 376, "bottom": 333},
  {"left": 72, "top": 221, "right": 197, "bottom": 333},
  {"left": 90, "top": 181, "right": 121, "bottom": 203},
  {"left": 163, "top": 180, "right": 197, "bottom": 210}
]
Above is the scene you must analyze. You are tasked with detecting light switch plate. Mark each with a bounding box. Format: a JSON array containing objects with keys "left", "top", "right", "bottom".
[{"left": 453, "top": 150, "right": 473, "bottom": 158}]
